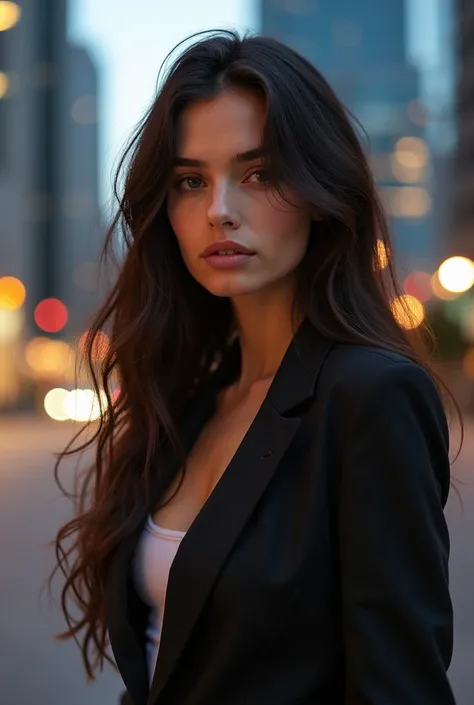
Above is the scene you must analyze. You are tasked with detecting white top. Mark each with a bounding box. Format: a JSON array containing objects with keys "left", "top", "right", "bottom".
[{"left": 133, "top": 514, "right": 186, "bottom": 683}]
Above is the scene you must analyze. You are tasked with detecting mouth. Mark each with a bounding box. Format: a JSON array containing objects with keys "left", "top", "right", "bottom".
[
  {"left": 200, "top": 241, "right": 256, "bottom": 270},
  {"left": 200, "top": 241, "right": 255, "bottom": 258},
  {"left": 209, "top": 249, "right": 250, "bottom": 256}
]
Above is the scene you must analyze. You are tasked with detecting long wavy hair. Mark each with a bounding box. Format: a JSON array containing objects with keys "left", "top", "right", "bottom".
[{"left": 48, "top": 29, "right": 463, "bottom": 680}]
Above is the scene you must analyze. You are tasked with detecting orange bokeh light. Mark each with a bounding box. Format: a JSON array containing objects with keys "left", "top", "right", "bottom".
[
  {"left": 391, "top": 294, "right": 425, "bottom": 330},
  {"left": 34, "top": 298, "right": 68, "bottom": 333},
  {"left": 0, "top": 276, "right": 26, "bottom": 310}
]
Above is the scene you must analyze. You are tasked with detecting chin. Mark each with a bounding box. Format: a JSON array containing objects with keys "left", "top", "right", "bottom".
[
  {"left": 200, "top": 275, "right": 267, "bottom": 299},
  {"left": 205, "top": 284, "right": 257, "bottom": 298}
]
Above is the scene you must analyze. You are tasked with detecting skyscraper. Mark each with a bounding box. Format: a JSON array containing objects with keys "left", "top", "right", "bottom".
[
  {"left": 0, "top": 0, "right": 101, "bottom": 408},
  {"left": 0, "top": 0, "right": 101, "bottom": 338},
  {"left": 58, "top": 41, "right": 103, "bottom": 334},
  {"left": 260, "top": 0, "right": 434, "bottom": 270},
  {"left": 427, "top": 0, "right": 457, "bottom": 264},
  {"left": 452, "top": 0, "right": 474, "bottom": 258}
]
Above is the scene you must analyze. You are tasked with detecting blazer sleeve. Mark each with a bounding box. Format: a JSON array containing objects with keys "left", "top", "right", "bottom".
[{"left": 336, "top": 360, "right": 456, "bottom": 705}]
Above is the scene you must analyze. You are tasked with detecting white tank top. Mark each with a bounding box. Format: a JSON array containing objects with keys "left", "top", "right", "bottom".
[{"left": 133, "top": 515, "right": 186, "bottom": 683}]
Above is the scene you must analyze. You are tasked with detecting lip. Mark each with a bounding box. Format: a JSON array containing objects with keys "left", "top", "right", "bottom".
[
  {"left": 200, "top": 240, "right": 255, "bottom": 258},
  {"left": 203, "top": 253, "right": 255, "bottom": 269}
]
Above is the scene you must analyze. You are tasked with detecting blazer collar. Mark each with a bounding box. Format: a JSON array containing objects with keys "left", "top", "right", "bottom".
[{"left": 106, "top": 318, "right": 333, "bottom": 705}]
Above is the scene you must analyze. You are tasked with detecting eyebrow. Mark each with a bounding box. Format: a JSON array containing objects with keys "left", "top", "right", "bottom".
[{"left": 173, "top": 147, "right": 266, "bottom": 167}]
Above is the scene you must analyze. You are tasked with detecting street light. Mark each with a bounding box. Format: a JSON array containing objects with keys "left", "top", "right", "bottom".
[
  {"left": 0, "top": 2, "right": 21, "bottom": 32},
  {"left": 438, "top": 256, "right": 474, "bottom": 294}
]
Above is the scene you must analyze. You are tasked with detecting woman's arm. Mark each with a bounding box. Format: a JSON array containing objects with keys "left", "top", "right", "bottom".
[{"left": 337, "top": 361, "right": 456, "bottom": 705}]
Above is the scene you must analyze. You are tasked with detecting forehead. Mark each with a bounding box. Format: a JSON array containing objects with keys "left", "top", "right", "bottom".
[{"left": 175, "top": 89, "right": 267, "bottom": 160}]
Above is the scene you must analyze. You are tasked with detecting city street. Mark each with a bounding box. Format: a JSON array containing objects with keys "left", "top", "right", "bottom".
[
  {"left": 0, "top": 413, "right": 473, "bottom": 705},
  {"left": 0, "top": 415, "right": 123, "bottom": 705}
]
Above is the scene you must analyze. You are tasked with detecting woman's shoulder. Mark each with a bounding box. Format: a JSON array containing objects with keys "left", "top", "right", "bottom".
[
  {"left": 315, "top": 343, "right": 449, "bottom": 461},
  {"left": 328, "top": 342, "right": 419, "bottom": 372},
  {"left": 320, "top": 342, "right": 439, "bottom": 402}
]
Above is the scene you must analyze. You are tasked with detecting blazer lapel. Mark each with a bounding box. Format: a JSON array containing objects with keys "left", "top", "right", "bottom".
[
  {"left": 147, "top": 319, "right": 333, "bottom": 705},
  {"left": 106, "top": 523, "right": 150, "bottom": 705},
  {"left": 105, "top": 341, "right": 242, "bottom": 705}
]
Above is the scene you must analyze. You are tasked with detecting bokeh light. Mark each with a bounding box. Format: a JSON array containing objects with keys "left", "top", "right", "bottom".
[
  {"left": 391, "top": 294, "right": 425, "bottom": 330},
  {"left": 0, "top": 307, "right": 23, "bottom": 341},
  {"left": 430, "top": 270, "right": 460, "bottom": 301},
  {"left": 71, "top": 94, "right": 97, "bottom": 124},
  {"left": 403, "top": 270, "right": 432, "bottom": 302},
  {"left": 390, "top": 157, "right": 426, "bottom": 184},
  {"left": 394, "top": 137, "right": 429, "bottom": 168},
  {"left": 63, "top": 388, "right": 108, "bottom": 422},
  {"left": 381, "top": 186, "right": 432, "bottom": 218},
  {"left": 43, "top": 387, "right": 110, "bottom": 422},
  {"left": 406, "top": 99, "right": 428, "bottom": 127},
  {"left": 375, "top": 239, "right": 389, "bottom": 270},
  {"left": 391, "top": 136, "right": 428, "bottom": 182},
  {"left": 43, "top": 388, "right": 70, "bottom": 421},
  {"left": 0, "top": 1, "right": 21, "bottom": 32},
  {"left": 78, "top": 330, "right": 110, "bottom": 364},
  {"left": 0, "top": 276, "right": 26, "bottom": 310},
  {"left": 25, "top": 337, "right": 74, "bottom": 379},
  {"left": 438, "top": 256, "right": 474, "bottom": 294},
  {"left": 34, "top": 298, "right": 68, "bottom": 333},
  {"left": 0, "top": 70, "right": 9, "bottom": 98}
]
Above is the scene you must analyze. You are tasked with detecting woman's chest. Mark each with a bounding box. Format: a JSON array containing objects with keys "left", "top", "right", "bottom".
[{"left": 153, "top": 386, "right": 272, "bottom": 532}]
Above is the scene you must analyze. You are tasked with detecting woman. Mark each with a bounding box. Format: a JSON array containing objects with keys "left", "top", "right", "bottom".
[{"left": 50, "top": 30, "right": 459, "bottom": 705}]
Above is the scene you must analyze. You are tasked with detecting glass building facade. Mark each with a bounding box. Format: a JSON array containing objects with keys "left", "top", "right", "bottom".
[
  {"left": 260, "top": 0, "right": 435, "bottom": 270},
  {"left": 452, "top": 0, "right": 474, "bottom": 258}
]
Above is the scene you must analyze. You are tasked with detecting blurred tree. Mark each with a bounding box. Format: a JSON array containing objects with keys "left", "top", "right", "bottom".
[{"left": 425, "top": 300, "right": 470, "bottom": 360}]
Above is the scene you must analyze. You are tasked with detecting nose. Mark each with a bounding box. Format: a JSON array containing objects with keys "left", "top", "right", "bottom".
[{"left": 207, "top": 182, "right": 241, "bottom": 230}]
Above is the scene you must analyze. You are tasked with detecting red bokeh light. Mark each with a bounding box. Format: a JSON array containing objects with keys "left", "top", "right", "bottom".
[
  {"left": 34, "top": 298, "right": 68, "bottom": 333},
  {"left": 403, "top": 271, "right": 432, "bottom": 303}
]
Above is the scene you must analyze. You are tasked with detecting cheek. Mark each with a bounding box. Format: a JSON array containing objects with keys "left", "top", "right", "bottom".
[
  {"left": 167, "top": 198, "right": 195, "bottom": 258},
  {"left": 258, "top": 204, "right": 311, "bottom": 260}
]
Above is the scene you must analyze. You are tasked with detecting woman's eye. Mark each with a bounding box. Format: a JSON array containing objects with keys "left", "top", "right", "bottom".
[
  {"left": 246, "top": 169, "right": 269, "bottom": 184},
  {"left": 177, "top": 176, "right": 203, "bottom": 191}
]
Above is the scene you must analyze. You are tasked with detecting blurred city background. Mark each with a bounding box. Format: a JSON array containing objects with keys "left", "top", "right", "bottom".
[{"left": 0, "top": 1, "right": 473, "bottom": 703}]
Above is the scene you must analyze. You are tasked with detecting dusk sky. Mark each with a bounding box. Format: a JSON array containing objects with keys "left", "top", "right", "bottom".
[{"left": 68, "top": 0, "right": 441, "bottom": 206}]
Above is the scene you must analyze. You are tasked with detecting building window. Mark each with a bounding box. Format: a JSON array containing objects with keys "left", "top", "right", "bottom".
[{"left": 380, "top": 186, "right": 432, "bottom": 219}]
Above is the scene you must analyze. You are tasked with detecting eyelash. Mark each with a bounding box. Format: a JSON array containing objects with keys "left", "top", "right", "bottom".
[{"left": 173, "top": 168, "right": 269, "bottom": 193}]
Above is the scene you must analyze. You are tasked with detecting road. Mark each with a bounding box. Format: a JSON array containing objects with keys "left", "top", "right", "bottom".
[
  {"left": 0, "top": 413, "right": 473, "bottom": 705},
  {"left": 0, "top": 415, "right": 123, "bottom": 705}
]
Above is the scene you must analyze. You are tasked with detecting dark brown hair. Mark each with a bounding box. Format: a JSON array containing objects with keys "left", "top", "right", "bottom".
[{"left": 48, "top": 29, "right": 463, "bottom": 680}]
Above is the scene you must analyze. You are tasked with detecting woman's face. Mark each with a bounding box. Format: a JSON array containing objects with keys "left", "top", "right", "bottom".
[{"left": 167, "top": 88, "right": 313, "bottom": 299}]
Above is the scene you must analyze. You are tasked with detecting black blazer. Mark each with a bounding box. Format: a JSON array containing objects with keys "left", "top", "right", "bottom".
[{"left": 106, "top": 319, "right": 455, "bottom": 705}]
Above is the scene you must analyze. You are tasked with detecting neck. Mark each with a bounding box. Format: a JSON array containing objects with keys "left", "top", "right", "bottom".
[{"left": 230, "top": 285, "right": 303, "bottom": 393}]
